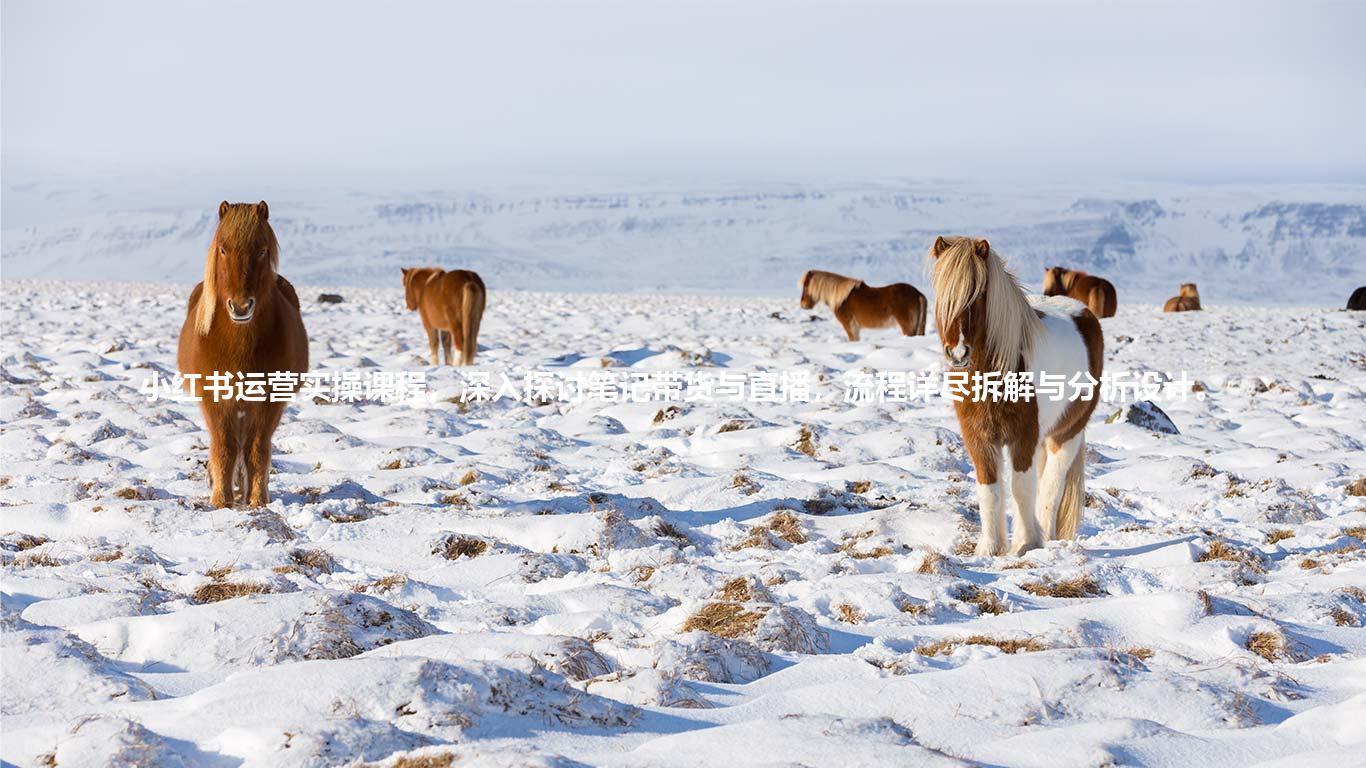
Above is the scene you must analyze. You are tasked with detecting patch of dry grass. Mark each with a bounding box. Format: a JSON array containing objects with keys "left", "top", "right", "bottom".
[
  {"left": 1127, "top": 647, "right": 1155, "bottom": 661},
  {"left": 956, "top": 584, "right": 1009, "bottom": 615},
  {"left": 835, "top": 603, "right": 864, "bottom": 624},
  {"left": 381, "top": 459, "right": 404, "bottom": 470},
  {"left": 792, "top": 426, "right": 818, "bottom": 458},
  {"left": 289, "top": 548, "right": 336, "bottom": 574},
  {"left": 735, "top": 510, "right": 807, "bottom": 551},
  {"left": 1245, "top": 630, "right": 1291, "bottom": 662},
  {"left": 1198, "top": 540, "right": 1265, "bottom": 574},
  {"left": 391, "top": 755, "right": 456, "bottom": 768},
  {"left": 1019, "top": 575, "right": 1104, "bottom": 598},
  {"left": 352, "top": 574, "right": 408, "bottom": 594},
  {"left": 730, "top": 473, "right": 760, "bottom": 496},
  {"left": 192, "top": 581, "right": 269, "bottom": 604},
  {"left": 653, "top": 405, "right": 684, "bottom": 424},
  {"left": 435, "top": 535, "right": 488, "bottom": 560},
  {"left": 14, "top": 551, "right": 62, "bottom": 568},
  {"left": 1330, "top": 607, "right": 1357, "bottom": 627},
  {"left": 681, "top": 578, "right": 767, "bottom": 638},
  {"left": 1341, "top": 525, "right": 1366, "bottom": 540},
  {"left": 1344, "top": 477, "right": 1366, "bottom": 497},
  {"left": 915, "top": 634, "right": 1044, "bottom": 657},
  {"left": 839, "top": 531, "right": 893, "bottom": 560},
  {"left": 717, "top": 420, "right": 748, "bottom": 434},
  {"left": 916, "top": 550, "right": 954, "bottom": 575},
  {"left": 89, "top": 549, "right": 123, "bottom": 562},
  {"left": 849, "top": 480, "right": 872, "bottom": 495},
  {"left": 651, "top": 519, "right": 689, "bottom": 544},
  {"left": 11, "top": 534, "right": 49, "bottom": 551},
  {"left": 1341, "top": 586, "right": 1366, "bottom": 602},
  {"left": 459, "top": 470, "right": 479, "bottom": 486},
  {"left": 322, "top": 507, "right": 373, "bottom": 524},
  {"left": 1266, "top": 529, "right": 1296, "bottom": 544},
  {"left": 439, "top": 492, "right": 472, "bottom": 508}
]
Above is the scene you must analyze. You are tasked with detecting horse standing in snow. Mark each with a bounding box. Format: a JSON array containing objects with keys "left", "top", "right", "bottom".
[
  {"left": 931, "top": 237, "right": 1104, "bottom": 555},
  {"left": 1348, "top": 287, "right": 1366, "bottom": 311},
  {"left": 178, "top": 201, "right": 309, "bottom": 508},
  {"left": 1042, "top": 266, "right": 1118, "bottom": 319},
  {"left": 798, "top": 270, "right": 927, "bottom": 340},
  {"left": 401, "top": 267, "right": 487, "bottom": 365},
  {"left": 1163, "top": 283, "right": 1202, "bottom": 312}
]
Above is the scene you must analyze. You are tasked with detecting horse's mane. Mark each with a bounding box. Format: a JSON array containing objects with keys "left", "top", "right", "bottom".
[
  {"left": 801, "top": 270, "right": 862, "bottom": 309},
  {"left": 196, "top": 204, "right": 279, "bottom": 336},
  {"left": 1179, "top": 283, "right": 1199, "bottom": 298},
  {"left": 931, "top": 238, "right": 1041, "bottom": 373}
]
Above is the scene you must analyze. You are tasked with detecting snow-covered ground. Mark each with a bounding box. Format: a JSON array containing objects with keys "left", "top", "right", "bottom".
[{"left": 2, "top": 279, "right": 1365, "bottom": 767}]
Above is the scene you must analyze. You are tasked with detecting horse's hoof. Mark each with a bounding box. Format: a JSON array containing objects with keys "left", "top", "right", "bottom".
[
  {"left": 975, "top": 539, "right": 1006, "bottom": 557},
  {"left": 1010, "top": 538, "right": 1043, "bottom": 556}
]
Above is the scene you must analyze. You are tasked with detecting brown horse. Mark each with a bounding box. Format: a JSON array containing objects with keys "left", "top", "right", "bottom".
[
  {"left": 1042, "top": 267, "right": 1118, "bottom": 318},
  {"left": 401, "top": 267, "right": 487, "bottom": 365},
  {"left": 931, "top": 237, "right": 1103, "bottom": 555},
  {"left": 1163, "top": 283, "right": 1202, "bottom": 312},
  {"left": 1348, "top": 287, "right": 1366, "bottom": 311},
  {"left": 799, "top": 270, "right": 927, "bottom": 341},
  {"left": 178, "top": 201, "right": 308, "bottom": 508}
]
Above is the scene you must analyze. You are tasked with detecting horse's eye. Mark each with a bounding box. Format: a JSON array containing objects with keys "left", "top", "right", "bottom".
[{"left": 218, "top": 246, "right": 225, "bottom": 256}]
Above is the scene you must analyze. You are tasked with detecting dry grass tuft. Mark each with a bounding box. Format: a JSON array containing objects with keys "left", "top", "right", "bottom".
[
  {"left": 653, "top": 405, "right": 684, "bottom": 424},
  {"left": 849, "top": 480, "right": 873, "bottom": 495},
  {"left": 1019, "top": 575, "right": 1104, "bottom": 598},
  {"left": 1345, "top": 477, "right": 1366, "bottom": 497},
  {"left": 390, "top": 753, "right": 456, "bottom": 768},
  {"left": 835, "top": 603, "right": 864, "bottom": 624},
  {"left": 322, "top": 507, "right": 373, "bottom": 524},
  {"left": 652, "top": 519, "right": 690, "bottom": 544},
  {"left": 289, "top": 548, "right": 336, "bottom": 574},
  {"left": 113, "top": 486, "right": 151, "bottom": 500},
  {"left": 1341, "top": 525, "right": 1366, "bottom": 541},
  {"left": 956, "top": 584, "right": 1009, "bottom": 615},
  {"left": 915, "top": 634, "right": 1044, "bottom": 657},
  {"left": 1127, "top": 647, "right": 1156, "bottom": 661},
  {"left": 735, "top": 510, "right": 807, "bottom": 550},
  {"left": 682, "top": 602, "right": 764, "bottom": 639},
  {"left": 459, "top": 470, "right": 479, "bottom": 486},
  {"left": 632, "top": 565, "right": 656, "bottom": 583},
  {"left": 352, "top": 574, "right": 408, "bottom": 594},
  {"left": 12, "top": 534, "right": 50, "bottom": 551},
  {"left": 1299, "top": 558, "right": 1321, "bottom": 570},
  {"left": 89, "top": 549, "right": 123, "bottom": 562},
  {"left": 916, "top": 550, "right": 954, "bottom": 575},
  {"left": 1265, "top": 529, "right": 1295, "bottom": 544},
  {"left": 717, "top": 420, "right": 748, "bottom": 434},
  {"left": 793, "top": 426, "right": 818, "bottom": 458},
  {"left": 440, "top": 492, "right": 472, "bottom": 508},
  {"left": 1341, "top": 586, "right": 1366, "bottom": 602},
  {"left": 204, "top": 563, "right": 234, "bottom": 580},
  {"left": 1330, "top": 607, "right": 1357, "bottom": 627},
  {"left": 900, "top": 601, "right": 929, "bottom": 616},
  {"left": 381, "top": 459, "right": 403, "bottom": 470},
  {"left": 1198, "top": 540, "right": 1265, "bottom": 573},
  {"left": 14, "top": 551, "right": 62, "bottom": 568},
  {"left": 1245, "top": 630, "right": 1290, "bottom": 662},
  {"left": 193, "top": 581, "right": 269, "bottom": 604},
  {"left": 1197, "top": 589, "right": 1214, "bottom": 616},
  {"left": 730, "top": 473, "right": 761, "bottom": 496},
  {"left": 436, "top": 535, "right": 488, "bottom": 560}
]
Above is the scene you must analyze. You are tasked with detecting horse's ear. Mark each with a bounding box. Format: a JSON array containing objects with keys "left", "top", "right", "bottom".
[
  {"left": 218, "top": 201, "right": 230, "bottom": 220},
  {"left": 256, "top": 201, "right": 269, "bottom": 221},
  {"left": 974, "top": 239, "right": 990, "bottom": 259},
  {"left": 932, "top": 236, "right": 948, "bottom": 258}
]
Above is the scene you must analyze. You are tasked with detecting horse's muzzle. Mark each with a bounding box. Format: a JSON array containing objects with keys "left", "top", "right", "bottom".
[
  {"left": 946, "top": 344, "right": 971, "bottom": 368},
  {"left": 227, "top": 297, "right": 256, "bottom": 323}
]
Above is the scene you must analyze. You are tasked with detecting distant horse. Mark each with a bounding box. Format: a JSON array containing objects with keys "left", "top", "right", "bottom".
[
  {"left": 931, "top": 236, "right": 1104, "bottom": 555},
  {"left": 1042, "top": 267, "right": 1118, "bottom": 318},
  {"left": 1163, "top": 283, "right": 1202, "bottom": 312},
  {"left": 799, "top": 270, "right": 927, "bottom": 341},
  {"left": 178, "top": 201, "right": 308, "bottom": 508},
  {"left": 1349, "top": 287, "right": 1366, "bottom": 311},
  {"left": 402, "top": 267, "right": 487, "bottom": 365}
]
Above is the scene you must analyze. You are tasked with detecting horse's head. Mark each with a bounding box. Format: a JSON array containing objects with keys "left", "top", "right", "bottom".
[
  {"left": 798, "top": 271, "right": 815, "bottom": 309},
  {"left": 1041, "top": 266, "right": 1068, "bottom": 296},
  {"left": 1180, "top": 283, "right": 1199, "bottom": 298},
  {"left": 401, "top": 267, "right": 433, "bottom": 311},
  {"left": 930, "top": 236, "right": 992, "bottom": 367},
  {"left": 197, "top": 201, "right": 278, "bottom": 334}
]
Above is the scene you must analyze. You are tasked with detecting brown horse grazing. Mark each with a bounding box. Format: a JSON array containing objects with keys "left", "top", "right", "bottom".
[
  {"left": 178, "top": 201, "right": 308, "bottom": 508},
  {"left": 401, "top": 267, "right": 487, "bottom": 365},
  {"left": 1042, "top": 267, "right": 1118, "bottom": 318},
  {"left": 798, "top": 270, "right": 927, "bottom": 341},
  {"left": 1163, "top": 283, "right": 1202, "bottom": 312},
  {"left": 931, "top": 237, "right": 1103, "bottom": 556},
  {"left": 1348, "top": 287, "right": 1366, "bottom": 311}
]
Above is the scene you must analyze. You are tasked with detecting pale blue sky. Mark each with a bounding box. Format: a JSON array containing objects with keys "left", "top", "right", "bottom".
[{"left": 3, "top": 0, "right": 1363, "bottom": 186}]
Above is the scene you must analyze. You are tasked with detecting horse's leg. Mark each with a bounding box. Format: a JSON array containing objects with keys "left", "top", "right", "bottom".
[
  {"left": 1035, "top": 435, "right": 1084, "bottom": 540},
  {"left": 426, "top": 326, "right": 441, "bottom": 366},
  {"left": 440, "top": 329, "right": 455, "bottom": 366},
  {"left": 963, "top": 436, "right": 1006, "bottom": 556},
  {"left": 894, "top": 306, "right": 915, "bottom": 337},
  {"left": 245, "top": 404, "right": 284, "bottom": 507},
  {"left": 204, "top": 405, "right": 238, "bottom": 509},
  {"left": 1008, "top": 441, "right": 1045, "bottom": 554}
]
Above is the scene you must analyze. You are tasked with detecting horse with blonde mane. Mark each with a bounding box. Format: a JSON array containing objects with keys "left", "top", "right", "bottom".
[
  {"left": 401, "top": 267, "right": 486, "bottom": 365},
  {"left": 1042, "top": 267, "right": 1118, "bottom": 318},
  {"left": 799, "top": 270, "right": 927, "bottom": 340},
  {"left": 178, "top": 201, "right": 308, "bottom": 508},
  {"left": 1163, "top": 283, "right": 1202, "bottom": 312},
  {"left": 931, "top": 236, "right": 1104, "bottom": 555}
]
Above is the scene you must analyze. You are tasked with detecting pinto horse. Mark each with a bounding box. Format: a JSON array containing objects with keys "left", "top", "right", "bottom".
[
  {"left": 1042, "top": 267, "right": 1118, "bottom": 318},
  {"left": 401, "top": 267, "right": 486, "bottom": 365},
  {"left": 1163, "top": 283, "right": 1202, "bottom": 312},
  {"left": 931, "top": 237, "right": 1104, "bottom": 555},
  {"left": 178, "top": 201, "right": 308, "bottom": 508},
  {"left": 799, "top": 270, "right": 927, "bottom": 340}
]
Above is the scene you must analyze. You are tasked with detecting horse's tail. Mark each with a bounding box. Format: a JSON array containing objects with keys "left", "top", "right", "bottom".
[
  {"left": 460, "top": 279, "right": 484, "bottom": 366},
  {"left": 915, "top": 291, "right": 927, "bottom": 336},
  {"left": 1102, "top": 281, "right": 1118, "bottom": 317},
  {"left": 1055, "top": 435, "right": 1086, "bottom": 539}
]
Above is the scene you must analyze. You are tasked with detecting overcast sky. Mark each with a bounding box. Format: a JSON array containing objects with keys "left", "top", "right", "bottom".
[{"left": 3, "top": 0, "right": 1364, "bottom": 187}]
